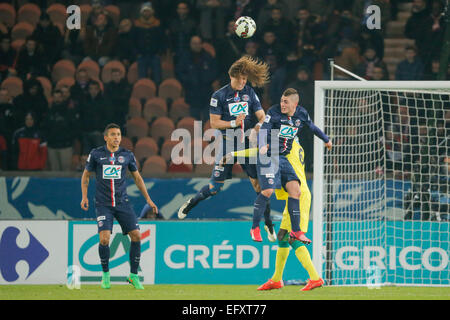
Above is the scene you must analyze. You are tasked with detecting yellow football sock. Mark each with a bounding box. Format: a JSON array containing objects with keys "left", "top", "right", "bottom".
[
  {"left": 271, "top": 247, "right": 289, "bottom": 282},
  {"left": 295, "top": 246, "right": 320, "bottom": 280}
]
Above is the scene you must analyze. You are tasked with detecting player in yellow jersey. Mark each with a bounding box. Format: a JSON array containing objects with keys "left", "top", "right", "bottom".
[{"left": 221, "top": 138, "right": 327, "bottom": 291}]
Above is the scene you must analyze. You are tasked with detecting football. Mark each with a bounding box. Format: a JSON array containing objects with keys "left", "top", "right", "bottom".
[{"left": 234, "top": 16, "right": 256, "bottom": 39}]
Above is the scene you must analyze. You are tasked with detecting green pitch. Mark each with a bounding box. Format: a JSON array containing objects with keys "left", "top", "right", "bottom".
[{"left": 1, "top": 284, "right": 449, "bottom": 300}]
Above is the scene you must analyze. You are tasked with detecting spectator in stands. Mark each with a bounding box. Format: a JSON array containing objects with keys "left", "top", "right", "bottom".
[
  {"left": 13, "top": 77, "right": 48, "bottom": 126},
  {"left": 62, "top": 26, "right": 86, "bottom": 66},
  {"left": 355, "top": 46, "right": 389, "bottom": 80},
  {"left": 418, "top": 0, "right": 446, "bottom": 68},
  {"left": 0, "top": 36, "right": 15, "bottom": 82},
  {"left": 70, "top": 68, "right": 91, "bottom": 106},
  {"left": 0, "top": 88, "right": 17, "bottom": 170},
  {"left": 357, "top": 26, "right": 384, "bottom": 60},
  {"left": 258, "top": 30, "right": 287, "bottom": 105},
  {"left": 395, "top": 45, "right": 424, "bottom": 80},
  {"left": 11, "top": 112, "right": 47, "bottom": 171},
  {"left": 404, "top": 0, "right": 432, "bottom": 60},
  {"left": 294, "top": 7, "right": 319, "bottom": 46},
  {"left": 168, "top": 1, "right": 199, "bottom": 64},
  {"left": 31, "top": 13, "right": 63, "bottom": 65},
  {"left": 175, "top": 35, "right": 218, "bottom": 121},
  {"left": 87, "top": 0, "right": 114, "bottom": 28},
  {"left": 215, "top": 20, "right": 245, "bottom": 85},
  {"left": 196, "top": 0, "right": 232, "bottom": 42},
  {"left": 131, "top": 2, "right": 165, "bottom": 85},
  {"left": 232, "top": 0, "right": 262, "bottom": 20},
  {"left": 372, "top": 64, "right": 389, "bottom": 80},
  {"left": 104, "top": 69, "right": 131, "bottom": 129},
  {"left": 260, "top": 6, "right": 295, "bottom": 49},
  {"left": 80, "top": 80, "right": 107, "bottom": 162},
  {"left": 257, "top": 0, "right": 289, "bottom": 28},
  {"left": 84, "top": 12, "right": 118, "bottom": 67},
  {"left": 286, "top": 38, "right": 317, "bottom": 80},
  {"left": 116, "top": 19, "right": 135, "bottom": 68},
  {"left": 41, "top": 90, "right": 78, "bottom": 171},
  {"left": 15, "top": 37, "right": 48, "bottom": 80}
]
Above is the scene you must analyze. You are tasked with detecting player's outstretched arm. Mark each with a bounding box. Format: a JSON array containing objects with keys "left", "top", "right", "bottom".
[
  {"left": 130, "top": 170, "right": 158, "bottom": 214},
  {"left": 80, "top": 169, "right": 92, "bottom": 211}
]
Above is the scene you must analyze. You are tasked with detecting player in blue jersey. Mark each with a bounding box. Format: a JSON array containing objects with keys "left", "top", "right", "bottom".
[
  {"left": 80, "top": 123, "right": 158, "bottom": 290},
  {"left": 253, "top": 88, "right": 332, "bottom": 242},
  {"left": 177, "top": 56, "right": 277, "bottom": 241}
]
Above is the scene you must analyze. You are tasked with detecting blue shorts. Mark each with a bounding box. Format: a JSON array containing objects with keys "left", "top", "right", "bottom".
[
  {"left": 95, "top": 202, "right": 139, "bottom": 235},
  {"left": 257, "top": 155, "right": 299, "bottom": 190},
  {"left": 210, "top": 137, "right": 257, "bottom": 182}
]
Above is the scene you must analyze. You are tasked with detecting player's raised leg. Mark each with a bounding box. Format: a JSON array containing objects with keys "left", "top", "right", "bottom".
[
  {"left": 251, "top": 188, "right": 272, "bottom": 241},
  {"left": 178, "top": 180, "right": 223, "bottom": 219},
  {"left": 249, "top": 176, "right": 276, "bottom": 242}
]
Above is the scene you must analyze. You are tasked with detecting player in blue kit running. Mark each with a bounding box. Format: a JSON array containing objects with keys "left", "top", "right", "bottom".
[
  {"left": 253, "top": 88, "right": 332, "bottom": 242},
  {"left": 177, "top": 56, "right": 277, "bottom": 241},
  {"left": 80, "top": 123, "right": 158, "bottom": 290}
]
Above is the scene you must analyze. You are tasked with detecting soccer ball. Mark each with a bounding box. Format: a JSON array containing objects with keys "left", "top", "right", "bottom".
[{"left": 234, "top": 16, "right": 256, "bottom": 39}]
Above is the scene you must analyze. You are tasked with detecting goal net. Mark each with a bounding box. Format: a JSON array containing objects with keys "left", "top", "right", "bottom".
[{"left": 313, "top": 81, "right": 450, "bottom": 286}]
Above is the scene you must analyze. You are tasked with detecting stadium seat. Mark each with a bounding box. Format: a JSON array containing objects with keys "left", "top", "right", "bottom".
[
  {"left": 126, "top": 117, "right": 148, "bottom": 140},
  {"left": 127, "top": 62, "right": 138, "bottom": 84},
  {"left": 160, "top": 140, "right": 179, "bottom": 162},
  {"left": 52, "top": 60, "right": 76, "bottom": 83},
  {"left": 55, "top": 77, "right": 75, "bottom": 90},
  {"left": 101, "top": 60, "right": 126, "bottom": 83},
  {"left": 80, "top": 4, "right": 92, "bottom": 25},
  {"left": 120, "top": 136, "right": 134, "bottom": 152},
  {"left": 17, "top": 3, "right": 41, "bottom": 26},
  {"left": 141, "top": 155, "right": 167, "bottom": 174},
  {"left": 232, "top": 163, "right": 244, "bottom": 174},
  {"left": 37, "top": 76, "right": 52, "bottom": 101},
  {"left": 158, "top": 78, "right": 183, "bottom": 102},
  {"left": 11, "top": 39, "right": 25, "bottom": 51},
  {"left": 78, "top": 60, "right": 100, "bottom": 80},
  {"left": 131, "top": 78, "right": 156, "bottom": 101},
  {"left": 11, "top": 21, "right": 34, "bottom": 41},
  {"left": 150, "top": 116, "right": 175, "bottom": 143},
  {"left": 176, "top": 116, "right": 196, "bottom": 138},
  {"left": 194, "top": 160, "right": 215, "bottom": 175},
  {"left": 203, "top": 119, "right": 212, "bottom": 132},
  {"left": 46, "top": 3, "right": 66, "bottom": 26},
  {"left": 134, "top": 137, "right": 159, "bottom": 164},
  {"left": 168, "top": 156, "right": 193, "bottom": 173},
  {"left": 0, "top": 3, "right": 16, "bottom": 28},
  {"left": 202, "top": 42, "right": 216, "bottom": 58},
  {"left": 1, "top": 77, "right": 23, "bottom": 97},
  {"left": 161, "top": 56, "right": 175, "bottom": 80},
  {"left": 104, "top": 5, "right": 120, "bottom": 26},
  {"left": 143, "top": 97, "right": 167, "bottom": 121},
  {"left": 169, "top": 98, "right": 190, "bottom": 123},
  {"left": 128, "top": 97, "right": 142, "bottom": 118}
]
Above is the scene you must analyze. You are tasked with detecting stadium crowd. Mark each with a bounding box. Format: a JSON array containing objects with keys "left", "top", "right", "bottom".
[{"left": 0, "top": 0, "right": 448, "bottom": 176}]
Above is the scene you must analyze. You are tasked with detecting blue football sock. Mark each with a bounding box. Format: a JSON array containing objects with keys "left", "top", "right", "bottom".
[
  {"left": 253, "top": 193, "right": 270, "bottom": 229},
  {"left": 129, "top": 241, "right": 141, "bottom": 275},
  {"left": 99, "top": 244, "right": 110, "bottom": 272},
  {"left": 288, "top": 197, "right": 301, "bottom": 232},
  {"left": 190, "top": 184, "right": 213, "bottom": 207}
]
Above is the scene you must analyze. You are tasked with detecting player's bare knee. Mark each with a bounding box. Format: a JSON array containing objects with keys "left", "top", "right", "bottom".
[
  {"left": 129, "top": 230, "right": 141, "bottom": 242},
  {"left": 261, "top": 189, "right": 273, "bottom": 198},
  {"left": 99, "top": 232, "right": 110, "bottom": 246}
]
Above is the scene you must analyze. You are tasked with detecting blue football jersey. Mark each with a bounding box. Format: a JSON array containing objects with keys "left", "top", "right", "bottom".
[
  {"left": 85, "top": 146, "right": 138, "bottom": 207},
  {"left": 259, "top": 104, "right": 330, "bottom": 156},
  {"left": 209, "top": 83, "right": 262, "bottom": 136}
]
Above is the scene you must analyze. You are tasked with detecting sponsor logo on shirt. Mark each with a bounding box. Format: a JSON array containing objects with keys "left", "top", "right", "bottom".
[
  {"left": 278, "top": 125, "right": 299, "bottom": 140},
  {"left": 228, "top": 102, "right": 249, "bottom": 116},
  {"left": 102, "top": 165, "right": 122, "bottom": 179}
]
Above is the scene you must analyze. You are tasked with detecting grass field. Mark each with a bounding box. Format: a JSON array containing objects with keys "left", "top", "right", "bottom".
[{"left": 1, "top": 284, "right": 449, "bottom": 300}]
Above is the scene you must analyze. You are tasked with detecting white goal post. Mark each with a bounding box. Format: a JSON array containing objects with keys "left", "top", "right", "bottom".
[{"left": 313, "top": 81, "right": 450, "bottom": 286}]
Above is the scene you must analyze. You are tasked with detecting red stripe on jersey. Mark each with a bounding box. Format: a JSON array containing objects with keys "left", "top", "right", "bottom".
[{"left": 110, "top": 153, "right": 115, "bottom": 207}]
